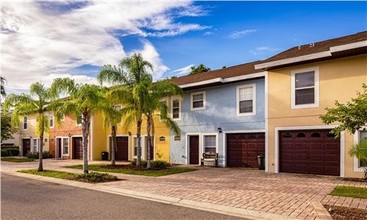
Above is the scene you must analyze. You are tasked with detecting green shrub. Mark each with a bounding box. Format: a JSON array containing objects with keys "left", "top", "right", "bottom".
[
  {"left": 151, "top": 160, "right": 169, "bottom": 169},
  {"left": 7, "top": 148, "right": 19, "bottom": 156},
  {"left": 74, "top": 172, "right": 118, "bottom": 183},
  {"left": 131, "top": 160, "right": 147, "bottom": 167},
  {"left": 1, "top": 149, "right": 9, "bottom": 157},
  {"left": 26, "top": 151, "right": 53, "bottom": 159}
]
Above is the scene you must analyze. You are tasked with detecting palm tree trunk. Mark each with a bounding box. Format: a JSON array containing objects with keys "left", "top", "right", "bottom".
[
  {"left": 82, "top": 114, "right": 90, "bottom": 174},
  {"left": 146, "top": 115, "right": 151, "bottom": 169},
  {"left": 38, "top": 134, "right": 44, "bottom": 171},
  {"left": 136, "top": 119, "right": 142, "bottom": 166},
  {"left": 111, "top": 125, "right": 116, "bottom": 166}
]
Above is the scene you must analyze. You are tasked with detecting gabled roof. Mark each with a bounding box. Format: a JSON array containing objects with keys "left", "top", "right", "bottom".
[
  {"left": 171, "top": 61, "right": 264, "bottom": 89},
  {"left": 255, "top": 31, "right": 367, "bottom": 70}
]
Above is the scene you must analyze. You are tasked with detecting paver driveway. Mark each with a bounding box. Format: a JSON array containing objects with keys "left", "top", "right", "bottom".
[{"left": 3, "top": 160, "right": 367, "bottom": 219}]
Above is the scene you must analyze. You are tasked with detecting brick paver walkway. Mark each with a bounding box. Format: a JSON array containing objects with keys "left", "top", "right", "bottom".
[{"left": 2, "top": 159, "right": 367, "bottom": 220}]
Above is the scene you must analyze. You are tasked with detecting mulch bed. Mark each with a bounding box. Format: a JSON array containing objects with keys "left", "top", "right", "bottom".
[
  {"left": 342, "top": 178, "right": 367, "bottom": 183},
  {"left": 105, "top": 164, "right": 161, "bottom": 170},
  {"left": 324, "top": 205, "right": 367, "bottom": 220}
]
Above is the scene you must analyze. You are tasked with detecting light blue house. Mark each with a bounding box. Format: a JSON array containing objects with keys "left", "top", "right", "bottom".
[{"left": 170, "top": 61, "right": 266, "bottom": 167}]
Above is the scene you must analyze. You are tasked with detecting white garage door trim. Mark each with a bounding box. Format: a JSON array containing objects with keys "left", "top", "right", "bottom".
[{"left": 274, "top": 125, "right": 345, "bottom": 177}]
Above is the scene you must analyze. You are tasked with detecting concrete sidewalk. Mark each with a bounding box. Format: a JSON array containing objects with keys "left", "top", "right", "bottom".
[{"left": 1, "top": 159, "right": 366, "bottom": 220}]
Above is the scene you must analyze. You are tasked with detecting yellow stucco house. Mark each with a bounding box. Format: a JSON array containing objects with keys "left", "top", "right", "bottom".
[{"left": 255, "top": 31, "right": 367, "bottom": 177}]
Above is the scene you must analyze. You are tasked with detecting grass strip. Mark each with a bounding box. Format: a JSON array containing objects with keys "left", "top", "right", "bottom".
[
  {"left": 1, "top": 157, "right": 35, "bottom": 163},
  {"left": 329, "top": 186, "right": 367, "bottom": 199},
  {"left": 18, "top": 169, "right": 119, "bottom": 183},
  {"left": 65, "top": 164, "right": 197, "bottom": 177}
]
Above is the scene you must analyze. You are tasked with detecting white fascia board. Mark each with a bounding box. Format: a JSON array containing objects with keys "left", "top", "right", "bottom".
[
  {"left": 330, "top": 40, "right": 367, "bottom": 53},
  {"left": 179, "top": 78, "right": 223, "bottom": 88},
  {"left": 254, "top": 51, "right": 332, "bottom": 70},
  {"left": 222, "top": 71, "right": 266, "bottom": 83}
]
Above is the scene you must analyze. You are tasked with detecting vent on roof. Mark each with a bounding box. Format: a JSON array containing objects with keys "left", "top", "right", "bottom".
[
  {"left": 309, "top": 43, "right": 315, "bottom": 47},
  {"left": 298, "top": 45, "right": 301, "bottom": 49}
]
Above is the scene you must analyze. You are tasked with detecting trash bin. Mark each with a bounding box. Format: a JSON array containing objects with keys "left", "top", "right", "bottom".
[
  {"left": 101, "top": 151, "right": 109, "bottom": 161},
  {"left": 257, "top": 154, "right": 265, "bottom": 170}
]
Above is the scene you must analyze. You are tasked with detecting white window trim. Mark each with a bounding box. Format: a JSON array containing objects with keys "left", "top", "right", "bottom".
[
  {"left": 237, "top": 84, "right": 256, "bottom": 116},
  {"left": 132, "top": 135, "right": 146, "bottom": 159},
  {"left": 32, "top": 138, "right": 39, "bottom": 153},
  {"left": 62, "top": 137, "right": 70, "bottom": 156},
  {"left": 23, "top": 116, "right": 28, "bottom": 130},
  {"left": 171, "top": 96, "right": 181, "bottom": 121},
  {"left": 202, "top": 133, "right": 218, "bottom": 154},
  {"left": 291, "top": 67, "right": 319, "bottom": 109},
  {"left": 191, "top": 91, "right": 206, "bottom": 111},
  {"left": 353, "top": 128, "right": 367, "bottom": 172},
  {"left": 76, "top": 114, "right": 82, "bottom": 126},
  {"left": 49, "top": 113, "right": 54, "bottom": 128}
]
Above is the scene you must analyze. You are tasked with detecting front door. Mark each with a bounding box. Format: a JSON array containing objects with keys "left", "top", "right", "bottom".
[
  {"left": 189, "top": 135, "right": 199, "bottom": 164},
  {"left": 115, "top": 137, "right": 129, "bottom": 161},
  {"left": 56, "top": 138, "right": 62, "bottom": 159},
  {"left": 73, "top": 137, "right": 83, "bottom": 159},
  {"left": 22, "top": 139, "right": 31, "bottom": 156}
]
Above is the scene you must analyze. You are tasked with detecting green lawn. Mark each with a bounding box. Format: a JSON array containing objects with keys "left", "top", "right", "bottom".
[
  {"left": 330, "top": 186, "right": 367, "bottom": 199},
  {"left": 18, "top": 169, "right": 119, "bottom": 183},
  {"left": 1, "top": 157, "right": 35, "bottom": 163},
  {"left": 64, "top": 164, "right": 198, "bottom": 177}
]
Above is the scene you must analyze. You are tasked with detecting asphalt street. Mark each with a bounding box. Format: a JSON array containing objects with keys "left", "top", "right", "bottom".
[{"left": 1, "top": 173, "right": 245, "bottom": 220}]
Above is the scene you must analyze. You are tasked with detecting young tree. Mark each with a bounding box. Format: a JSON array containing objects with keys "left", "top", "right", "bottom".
[
  {"left": 320, "top": 84, "right": 367, "bottom": 179},
  {"left": 50, "top": 78, "right": 106, "bottom": 174},
  {"left": 1, "top": 113, "right": 14, "bottom": 141},
  {"left": 4, "top": 82, "right": 53, "bottom": 171}
]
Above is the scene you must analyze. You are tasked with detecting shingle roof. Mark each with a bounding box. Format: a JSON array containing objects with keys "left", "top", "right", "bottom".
[
  {"left": 264, "top": 31, "right": 367, "bottom": 63},
  {"left": 171, "top": 61, "right": 263, "bottom": 86}
]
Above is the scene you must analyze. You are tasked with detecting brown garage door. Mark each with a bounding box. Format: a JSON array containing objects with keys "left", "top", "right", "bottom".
[
  {"left": 73, "top": 137, "right": 83, "bottom": 159},
  {"left": 227, "top": 133, "right": 265, "bottom": 167},
  {"left": 116, "top": 137, "right": 128, "bottom": 161},
  {"left": 279, "top": 130, "right": 340, "bottom": 176}
]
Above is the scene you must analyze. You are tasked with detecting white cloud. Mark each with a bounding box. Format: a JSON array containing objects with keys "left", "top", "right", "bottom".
[
  {"left": 249, "top": 46, "right": 279, "bottom": 55},
  {"left": 228, "top": 29, "right": 257, "bottom": 39},
  {"left": 165, "top": 64, "right": 193, "bottom": 77},
  {"left": 1, "top": 1, "right": 206, "bottom": 90},
  {"left": 131, "top": 40, "right": 169, "bottom": 80}
]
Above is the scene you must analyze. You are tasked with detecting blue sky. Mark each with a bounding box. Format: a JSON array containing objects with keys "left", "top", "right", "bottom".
[{"left": 1, "top": 1, "right": 366, "bottom": 92}]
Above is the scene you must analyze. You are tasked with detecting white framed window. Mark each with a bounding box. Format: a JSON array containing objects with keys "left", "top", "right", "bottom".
[
  {"left": 237, "top": 84, "right": 256, "bottom": 116},
  {"left": 32, "top": 138, "right": 39, "bottom": 152},
  {"left": 23, "top": 116, "right": 28, "bottom": 130},
  {"left": 49, "top": 114, "right": 54, "bottom": 128},
  {"left": 62, "top": 137, "right": 69, "bottom": 155},
  {"left": 291, "top": 67, "right": 319, "bottom": 109},
  {"left": 203, "top": 134, "right": 217, "bottom": 153},
  {"left": 133, "top": 136, "right": 146, "bottom": 158},
  {"left": 76, "top": 114, "right": 82, "bottom": 126},
  {"left": 191, "top": 91, "right": 206, "bottom": 111},
  {"left": 171, "top": 96, "right": 181, "bottom": 120}
]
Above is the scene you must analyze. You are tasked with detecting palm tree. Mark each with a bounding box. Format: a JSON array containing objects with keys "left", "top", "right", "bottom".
[
  {"left": 4, "top": 82, "right": 53, "bottom": 171},
  {"left": 98, "top": 53, "right": 153, "bottom": 166},
  {"left": 349, "top": 137, "right": 367, "bottom": 180},
  {"left": 100, "top": 87, "right": 123, "bottom": 166},
  {"left": 50, "top": 78, "right": 106, "bottom": 174},
  {"left": 143, "top": 80, "right": 183, "bottom": 168}
]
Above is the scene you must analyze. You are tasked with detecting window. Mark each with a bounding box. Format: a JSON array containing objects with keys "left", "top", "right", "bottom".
[
  {"left": 191, "top": 92, "right": 205, "bottom": 110},
  {"left": 114, "top": 105, "right": 122, "bottom": 124},
  {"left": 49, "top": 114, "right": 54, "bottom": 128},
  {"left": 23, "top": 116, "right": 28, "bottom": 130},
  {"left": 291, "top": 67, "right": 319, "bottom": 109},
  {"left": 133, "top": 137, "right": 138, "bottom": 157},
  {"left": 237, "top": 84, "right": 256, "bottom": 115},
  {"left": 32, "top": 138, "right": 38, "bottom": 152},
  {"left": 63, "top": 137, "right": 69, "bottom": 155},
  {"left": 77, "top": 114, "right": 82, "bottom": 125},
  {"left": 359, "top": 131, "right": 367, "bottom": 167},
  {"left": 203, "top": 135, "right": 216, "bottom": 153},
  {"left": 171, "top": 96, "right": 181, "bottom": 120}
]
